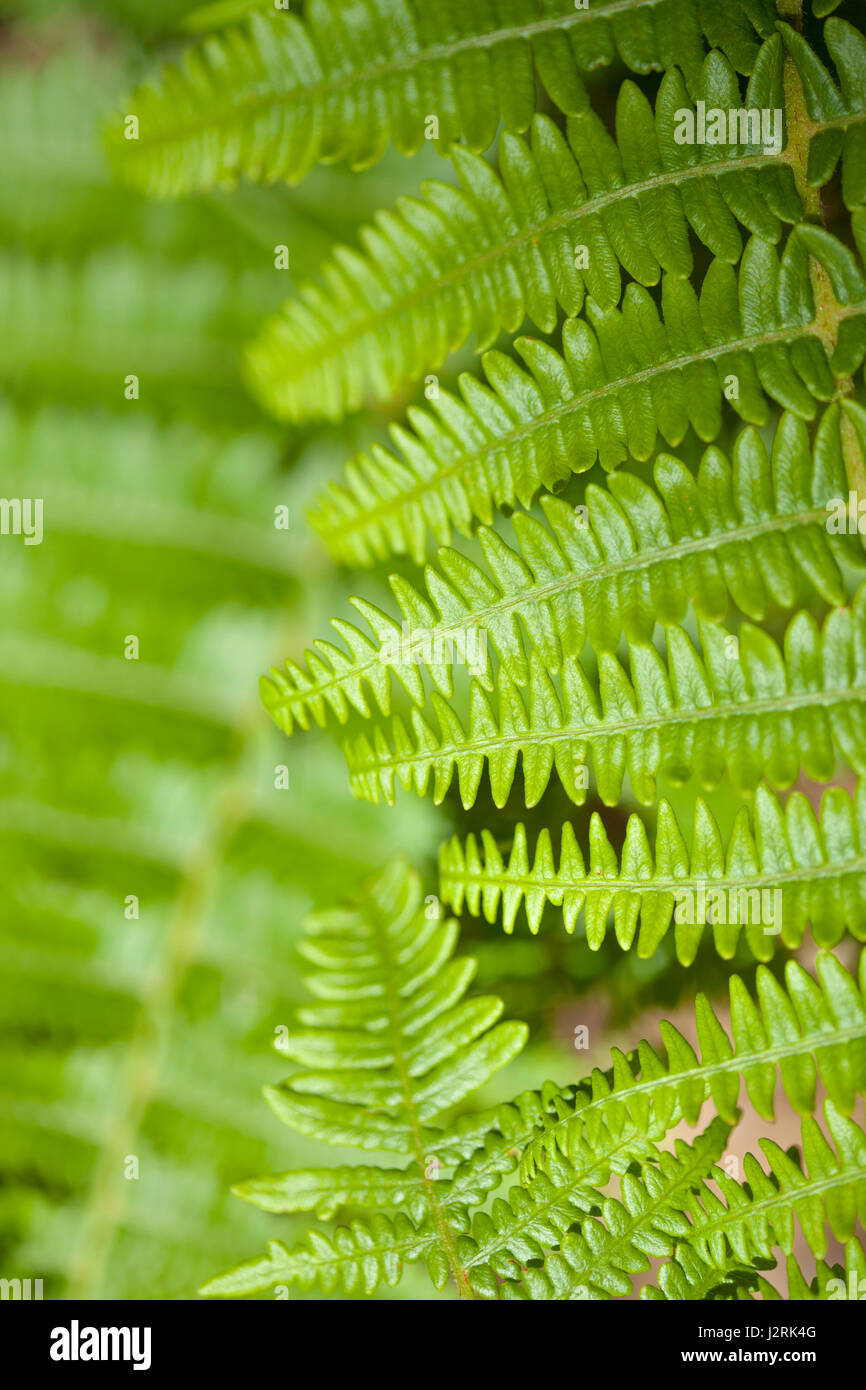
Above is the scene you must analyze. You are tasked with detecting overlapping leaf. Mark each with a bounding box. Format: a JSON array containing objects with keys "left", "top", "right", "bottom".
[
  {"left": 257, "top": 858, "right": 527, "bottom": 1157},
  {"left": 310, "top": 222, "right": 866, "bottom": 566},
  {"left": 199, "top": 852, "right": 866, "bottom": 1299},
  {"left": 262, "top": 404, "right": 864, "bottom": 739},
  {"left": 110, "top": 0, "right": 776, "bottom": 196},
  {"left": 506, "top": 1105, "right": 866, "bottom": 1301},
  {"left": 519, "top": 946, "right": 866, "bottom": 1177},
  {"left": 339, "top": 584, "right": 866, "bottom": 810}
]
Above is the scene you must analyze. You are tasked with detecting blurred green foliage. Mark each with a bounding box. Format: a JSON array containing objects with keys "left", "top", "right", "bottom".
[{"left": 0, "top": 2, "right": 444, "bottom": 1300}]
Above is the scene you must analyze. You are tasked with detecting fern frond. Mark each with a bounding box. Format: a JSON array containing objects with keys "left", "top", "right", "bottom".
[
  {"left": 110, "top": 0, "right": 777, "bottom": 197},
  {"left": 202, "top": 908, "right": 866, "bottom": 1299},
  {"left": 463, "top": 1116, "right": 732, "bottom": 1299},
  {"left": 262, "top": 405, "right": 862, "bottom": 740},
  {"left": 780, "top": 18, "right": 866, "bottom": 211},
  {"left": 205, "top": 1107, "right": 866, "bottom": 1300},
  {"left": 647, "top": 1235, "right": 866, "bottom": 1301},
  {"left": 340, "top": 584, "right": 866, "bottom": 810},
  {"left": 519, "top": 947, "right": 866, "bottom": 1179},
  {"left": 499, "top": 1105, "right": 866, "bottom": 1300},
  {"left": 439, "top": 781, "right": 866, "bottom": 961},
  {"left": 683, "top": 1101, "right": 866, "bottom": 1263},
  {"left": 199, "top": 860, "right": 674, "bottom": 1298},
  {"left": 260, "top": 859, "right": 527, "bottom": 1158},
  {"left": 309, "top": 222, "right": 866, "bottom": 566},
  {"left": 201, "top": 1118, "right": 677, "bottom": 1297},
  {"left": 246, "top": 37, "right": 809, "bottom": 422}
]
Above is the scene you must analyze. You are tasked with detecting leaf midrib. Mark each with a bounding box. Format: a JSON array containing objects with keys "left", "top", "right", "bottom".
[
  {"left": 349, "top": 679, "right": 866, "bottom": 773},
  {"left": 261, "top": 150, "right": 784, "bottom": 388},
  {"left": 272, "top": 501, "right": 831, "bottom": 721},
  {"left": 131, "top": 0, "right": 681, "bottom": 153},
  {"left": 442, "top": 853, "right": 866, "bottom": 899}
]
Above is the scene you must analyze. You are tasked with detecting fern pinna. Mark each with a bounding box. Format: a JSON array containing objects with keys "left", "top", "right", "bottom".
[
  {"left": 111, "top": 0, "right": 866, "bottom": 1302},
  {"left": 200, "top": 861, "right": 866, "bottom": 1299}
]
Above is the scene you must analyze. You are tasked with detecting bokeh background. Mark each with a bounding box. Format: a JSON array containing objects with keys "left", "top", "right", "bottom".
[{"left": 0, "top": 0, "right": 446, "bottom": 1299}]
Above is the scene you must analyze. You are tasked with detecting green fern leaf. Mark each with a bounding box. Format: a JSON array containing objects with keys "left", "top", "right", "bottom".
[
  {"left": 309, "top": 222, "right": 866, "bottom": 566},
  {"left": 489, "top": 1105, "right": 866, "bottom": 1300},
  {"left": 464, "top": 1117, "right": 732, "bottom": 1300},
  {"left": 199, "top": 858, "right": 530, "bottom": 1294},
  {"left": 646, "top": 1235, "right": 866, "bottom": 1301},
  {"left": 209, "top": 1107, "right": 866, "bottom": 1300},
  {"left": 259, "top": 859, "right": 526, "bottom": 1157},
  {"left": 682, "top": 1101, "right": 866, "bottom": 1264},
  {"left": 199, "top": 860, "right": 675, "bottom": 1298},
  {"left": 246, "top": 36, "right": 809, "bottom": 422},
  {"left": 339, "top": 584, "right": 866, "bottom": 810},
  {"left": 519, "top": 947, "right": 866, "bottom": 1179},
  {"left": 439, "top": 781, "right": 866, "bottom": 961},
  {"left": 201, "top": 886, "right": 866, "bottom": 1299},
  {"left": 396, "top": 1108, "right": 862, "bottom": 1300},
  {"left": 110, "top": 0, "right": 777, "bottom": 197},
  {"left": 262, "top": 405, "right": 862, "bottom": 740}
]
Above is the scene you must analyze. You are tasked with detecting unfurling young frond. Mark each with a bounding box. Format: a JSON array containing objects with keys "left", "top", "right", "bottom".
[
  {"left": 438, "top": 780, "right": 866, "bottom": 960},
  {"left": 309, "top": 221, "right": 866, "bottom": 566},
  {"left": 200, "top": 860, "right": 866, "bottom": 1299},
  {"left": 261, "top": 404, "right": 864, "bottom": 740},
  {"left": 339, "top": 583, "right": 866, "bottom": 810},
  {"left": 109, "top": 0, "right": 777, "bottom": 198}
]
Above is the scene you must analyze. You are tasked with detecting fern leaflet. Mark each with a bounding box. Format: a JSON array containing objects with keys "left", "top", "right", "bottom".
[
  {"left": 247, "top": 34, "right": 815, "bottom": 422},
  {"left": 779, "top": 19, "right": 866, "bottom": 211},
  {"left": 199, "top": 868, "right": 866, "bottom": 1298},
  {"left": 110, "top": 0, "right": 776, "bottom": 196},
  {"left": 339, "top": 584, "right": 866, "bottom": 810},
  {"left": 439, "top": 780, "right": 866, "bottom": 960},
  {"left": 262, "top": 405, "right": 863, "bottom": 739},
  {"left": 518, "top": 947, "right": 866, "bottom": 1178},
  {"left": 309, "top": 222, "right": 866, "bottom": 566}
]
